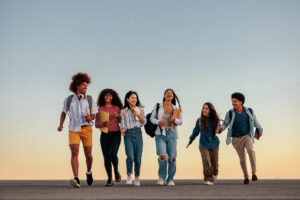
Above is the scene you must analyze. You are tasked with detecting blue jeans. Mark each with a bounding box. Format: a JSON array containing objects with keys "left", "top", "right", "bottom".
[
  {"left": 155, "top": 128, "right": 177, "bottom": 182},
  {"left": 124, "top": 128, "right": 143, "bottom": 177}
]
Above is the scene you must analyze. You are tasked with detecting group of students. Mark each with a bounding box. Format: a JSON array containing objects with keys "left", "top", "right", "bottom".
[{"left": 57, "top": 72, "right": 263, "bottom": 188}]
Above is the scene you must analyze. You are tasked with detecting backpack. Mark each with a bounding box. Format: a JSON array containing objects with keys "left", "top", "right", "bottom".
[
  {"left": 144, "top": 103, "right": 160, "bottom": 138},
  {"left": 229, "top": 108, "right": 253, "bottom": 122},
  {"left": 228, "top": 108, "right": 261, "bottom": 140},
  {"left": 66, "top": 94, "right": 93, "bottom": 113}
]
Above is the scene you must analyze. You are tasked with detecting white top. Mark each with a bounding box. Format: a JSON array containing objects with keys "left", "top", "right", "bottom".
[
  {"left": 162, "top": 113, "right": 172, "bottom": 128},
  {"left": 120, "top": 107, "right": 146, "bottom": 131},
  {"left": 62, "top": 94, "right": 98, "bottom": 132},
  {"left": 150, "top": 103, "right": 183, "bottom": 138}
]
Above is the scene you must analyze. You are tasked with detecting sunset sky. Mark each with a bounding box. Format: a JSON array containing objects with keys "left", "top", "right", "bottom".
[{"left": 0, "top": 0, "right": 299, "bottom": 180}]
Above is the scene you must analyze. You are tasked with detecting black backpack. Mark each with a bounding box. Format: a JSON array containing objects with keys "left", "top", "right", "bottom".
[
  {"left": 144, "top": 103, "right": 160, "bottom": 138},
  {"left": 228, "top": 108, "right": 261, "bottom": 140},
  {"left": 229, "top": 108, "right": 253, "bottom": 121}
]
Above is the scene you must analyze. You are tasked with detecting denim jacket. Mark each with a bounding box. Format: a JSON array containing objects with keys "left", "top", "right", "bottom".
[
  {"left": 189, "top": 119, "right": 220, "bottom": 150},
  {"left": 221, "top": 107, "right": 263, "bottom": 145}
]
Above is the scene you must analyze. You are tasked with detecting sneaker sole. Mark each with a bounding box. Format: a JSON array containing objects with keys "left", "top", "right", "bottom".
[
  {"left": 69, "top": 179, "right": 80, "bottom": 188},
  {"left": 87, "top": 179, "right": 93, "bottom": 186},
  {"left": 116, "top": 178, "right": 121, "bottom": 183}
]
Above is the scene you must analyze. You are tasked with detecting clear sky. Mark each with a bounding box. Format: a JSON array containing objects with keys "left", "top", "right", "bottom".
[{"left": 0, "top": 0, "right": 299, "bottom": 180}]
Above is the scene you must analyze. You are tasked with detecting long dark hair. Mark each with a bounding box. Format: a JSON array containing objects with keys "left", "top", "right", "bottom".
[
  {"left": 123, "top": 91, "right": 144, "bottom": 109},
  {"left": 200, "top": 102, "right": 220, "bottom": 135},
  {"left": 97, "top": 88, "right": 123, "bottom": 109},
  {"left": 163, "top": 88, "right": 181, "bottom": 110}
]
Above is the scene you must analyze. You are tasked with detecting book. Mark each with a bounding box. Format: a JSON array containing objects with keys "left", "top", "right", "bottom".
[
  {"left": 99, "top": 111, "right": 109, "bottom": 134},
  {"left": 254, "top": 128, "right": 261, "bottom": 140},
  {"left": 134, "top": 106, "right": 141, "bottom": 120},
  {"left": 171, "top": 108, "right": 181, "bottom": 127}
]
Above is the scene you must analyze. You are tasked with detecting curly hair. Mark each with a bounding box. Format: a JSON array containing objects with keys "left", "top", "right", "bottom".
[
  {"left": 97, "top": 88, "right": 123, "bottom": 109},
  {"left": 69, "top": 72, "right": 91, "bottom": 93}
]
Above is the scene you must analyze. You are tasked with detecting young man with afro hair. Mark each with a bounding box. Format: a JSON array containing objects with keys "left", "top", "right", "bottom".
[{"left": 58, "top": 72, "right": 98, "bottom": 188}]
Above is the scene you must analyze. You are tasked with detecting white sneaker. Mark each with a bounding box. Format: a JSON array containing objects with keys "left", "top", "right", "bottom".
[
  {"left": 204, "top": 181, "right": 214, "bottom": 185},
  {"left": 134, "top": 177, "right": 140, "bottom": 187},
  {"left": 157, "top": 178, "right": 165, "bottom": 186},
  {"left": 126, "top": 176, "right": 133, "bottom": 185},
  {"left": 213, "top": 175, "right": 218, "bottom": 182},
  {"left": 69, "top": 178, "right": 80, "bottom": 188},
  {"left": 167, "top": 180, "right": 175, "bottom": 186}
]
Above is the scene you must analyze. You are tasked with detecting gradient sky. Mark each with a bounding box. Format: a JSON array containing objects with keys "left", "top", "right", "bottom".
[{"left": 0, "top": 0, "right": 299, "bottom": 180}]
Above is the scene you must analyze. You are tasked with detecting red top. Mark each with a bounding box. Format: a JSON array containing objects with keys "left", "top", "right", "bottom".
[{"left": 95, "top": 106, "right": 121, "bottom": 132}]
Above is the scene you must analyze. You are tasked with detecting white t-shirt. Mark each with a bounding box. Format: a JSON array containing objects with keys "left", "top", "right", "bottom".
[{"left": 62, "top": 94, "right": 98, "bottom": 132}]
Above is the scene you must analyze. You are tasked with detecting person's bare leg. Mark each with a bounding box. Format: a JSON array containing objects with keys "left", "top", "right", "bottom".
[
  {"left": 83, "top": 146, "right": 93, "bottom": 172},
  {"left": 70, "top": 144, "right": 80, "bottom": 177}
]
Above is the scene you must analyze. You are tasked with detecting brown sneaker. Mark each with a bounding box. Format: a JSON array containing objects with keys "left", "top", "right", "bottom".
[{"left": 115, "top": 172, "right": 121, "bottom": 183}]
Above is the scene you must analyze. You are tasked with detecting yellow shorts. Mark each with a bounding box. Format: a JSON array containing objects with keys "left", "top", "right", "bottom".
[{"left": 69, "top": 126, "right": 92, "bottom": 147}]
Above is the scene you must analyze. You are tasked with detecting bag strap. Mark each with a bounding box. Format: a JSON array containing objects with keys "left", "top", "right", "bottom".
[
  {"left": 67, "top": 94, "right": 92, "bottom": 114},
  {"left": 66, "top": 95, "right": 73, "bottom": 113},
  {"left": 155, "top": 103, "right": 163, "bottom": 135},
  {"left": 248, "top": 108, "right": 253, "bottom": 116},
  {"left": 122, "top": 109, "right": 127, "bottom": 121},
  {"left": 229, "top": 108, "right": 253, "bottom": 122},
  {"left": 155, "top": 103, "right": 160, "bottom": 119},
  {"left": 87, "top": 95, "right": 92, "bottom": 114}
]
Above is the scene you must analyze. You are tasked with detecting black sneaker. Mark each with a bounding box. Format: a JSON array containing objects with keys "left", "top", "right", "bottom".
[
  {"left": 86, "top": 172, "right": 93, "bottom": 186},
  {"left": 115, "top": 172, "right": 121, "bottom": 183},
  {"left": 70, "top": 177, "right": 80, "bottom": 188},
  {"left": 105, "top": 178, "right": 113, "bottom": 187},
  {"left": 252, "top": 174, "right": 258, "bottom": 181},
  {"left": 244, "top": 178, "right": 249, "bottom": 184}
]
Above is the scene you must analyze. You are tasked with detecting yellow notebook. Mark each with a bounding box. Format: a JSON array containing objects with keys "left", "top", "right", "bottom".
[{"left": 100, "top": 111, "right": 109, "bottom": 134}]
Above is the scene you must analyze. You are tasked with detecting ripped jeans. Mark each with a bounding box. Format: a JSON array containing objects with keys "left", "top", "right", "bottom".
[{"left": 155, "top": 128, "right": 177, "bottom": 182}]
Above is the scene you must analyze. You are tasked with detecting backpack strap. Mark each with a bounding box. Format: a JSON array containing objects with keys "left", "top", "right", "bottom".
[
  {"left": 66, "top": 95, "right": 73, "bottom": 113},
  {"left": 155, "top": 103, "right": 163, "bottom": 135},
  {"left": 229, "top": 108, "right": 253, "bottom": 122},
  {"left": 155, "top": 103, "right": 160, "bottom": 119},
  {"left": 67, "top": 94, "right": 93, "bottom": 114},
  {"left": 87, "top": 95, "right": 92, "bottom": 114},
  {"left": 248, "top": 108, "right": 253, "bottom": 116},
  {"left": 122, "top": 109, "right": 127, "bottom": 121}
]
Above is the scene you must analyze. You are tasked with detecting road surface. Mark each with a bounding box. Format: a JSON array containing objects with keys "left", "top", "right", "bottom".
[{"left": 0, "top": 179, "right": 299, "bottom": 199}]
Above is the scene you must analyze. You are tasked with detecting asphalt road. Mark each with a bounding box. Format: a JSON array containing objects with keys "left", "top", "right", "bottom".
[{"left": 0, "top": 179, "right": 300, "bottom": 200}]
